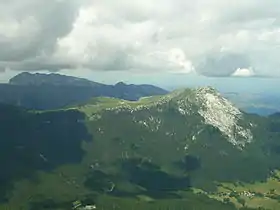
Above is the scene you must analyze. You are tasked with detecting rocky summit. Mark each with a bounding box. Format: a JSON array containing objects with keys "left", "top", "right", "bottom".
[{"left": 81, "top": 87, "right": 253, "bottom": 149}]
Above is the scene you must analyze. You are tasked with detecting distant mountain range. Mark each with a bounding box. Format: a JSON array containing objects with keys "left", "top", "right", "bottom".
[
  {"left": 9, "top": 72, "right": 103, "bottom": 87},
  {"left": 3, "top": 72, "right": 279, "bottom": 116},
  {"left": 223, "top": 92, "right": 280, "bottom": 116},
  {"left": 0, "top": 72, "right": 168, "bottom": 110},
  {"left": 1, "top": 87, "right": 280, "bottom": 209}
]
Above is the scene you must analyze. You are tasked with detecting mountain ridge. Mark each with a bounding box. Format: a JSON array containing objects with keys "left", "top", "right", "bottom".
[
  {"left": 9, "top": 72, "right": 102, "bottom": 86},
  {"left": 0, "top": 72, "right": 168, "bottom": 110},
  {"left": 77, "top": 87, "right": 253, "bottom": 149}
]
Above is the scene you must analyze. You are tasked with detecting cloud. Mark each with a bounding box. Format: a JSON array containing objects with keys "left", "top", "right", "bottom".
[
  {"left": 0, "top": 0, "right": 82, "bottom": 62},
  {"left": 231, "top": 67, "right": 255, "bottom": 77},
  {"left": 195, "top": 52, "right": 250, "bottom": 77},
  {"left": 0, "top": 0, "right": 280, "bottom": 77}
]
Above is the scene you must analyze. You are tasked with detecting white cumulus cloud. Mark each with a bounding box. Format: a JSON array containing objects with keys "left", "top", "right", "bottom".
[{"left": 231, "top": 68, "right": 255, "bottom": 77}]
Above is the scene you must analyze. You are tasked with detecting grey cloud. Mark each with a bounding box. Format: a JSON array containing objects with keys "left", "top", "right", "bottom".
[
  {"left": 195, "top": 53, "right": 250, "bottom": 77},
  {"left": 0, "top": 60, "right": 74, "bottom": 72},
  {"left": 0, "top": 0, "right": 81, "bottom": 62},
  {"left": 0, "top": 66, "right": 6, "bottom": 72},
  {"left": 0, "top": 0, "right": 280, "bottom": 77},
  {"left": 15, "top": 62, "right": 74, "bottom": 72},
  {"left": 222, "top": 1, "right": 280, "bottom": 26}
]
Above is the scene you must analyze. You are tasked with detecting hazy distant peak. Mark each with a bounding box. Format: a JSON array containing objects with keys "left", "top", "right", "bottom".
[{"left": 9, "top": 72, "right": 102, "bottom": 87}]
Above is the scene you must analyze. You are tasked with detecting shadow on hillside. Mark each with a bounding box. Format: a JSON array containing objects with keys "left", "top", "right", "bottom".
[
  {"left": 174, "top": 155, "right": 201, "bottom": 172},
  {"left": 121, "top": 158, "right": 191, "bottom": 193},
  {"left": 0, "top": 104, "right": 92, "bottom": 202},
  {"left": 83, "top": 158, "right": 191, "bottom": 200}
]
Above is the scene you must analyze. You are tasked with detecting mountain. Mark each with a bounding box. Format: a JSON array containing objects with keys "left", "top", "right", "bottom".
[
  {"left": 0, "top": 72, "right": 167, "bottom": 110},
  {"left": 1, "top": 87, "right": 280, "bottom": 210},
  {"left": 9, "top": 72, "right": 102, "bottom": 87}
]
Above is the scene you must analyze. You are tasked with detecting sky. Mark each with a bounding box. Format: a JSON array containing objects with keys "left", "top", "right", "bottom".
[{"left": 0, "top": 0, "right": 280, "bottom": 92}]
